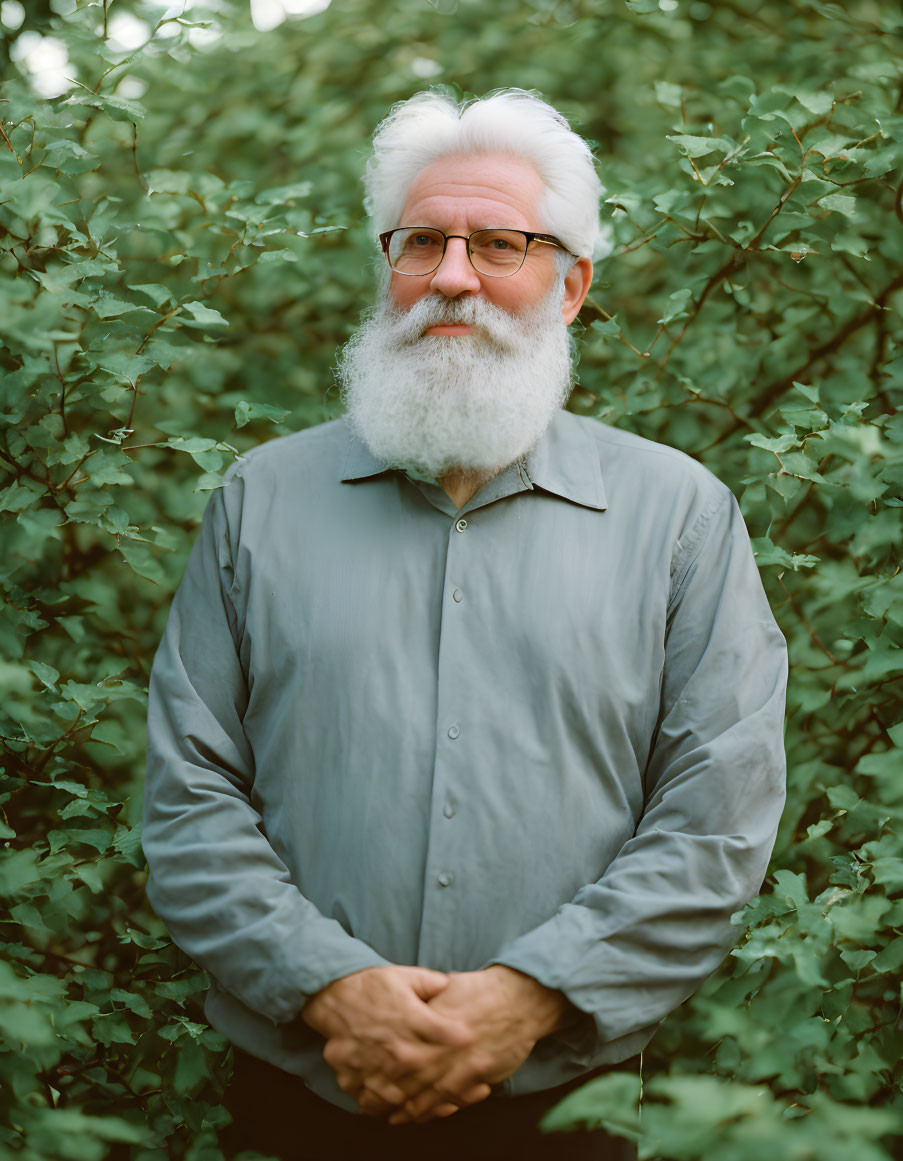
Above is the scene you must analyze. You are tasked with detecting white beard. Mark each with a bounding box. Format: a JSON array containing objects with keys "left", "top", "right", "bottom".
[{"left": 337, "top": 283, "right": 574, "bottom": 479}]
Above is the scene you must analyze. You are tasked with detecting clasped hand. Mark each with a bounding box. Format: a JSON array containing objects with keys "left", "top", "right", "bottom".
[{"left": 301, "top": 964, "right": 562, "bottom": 1125}]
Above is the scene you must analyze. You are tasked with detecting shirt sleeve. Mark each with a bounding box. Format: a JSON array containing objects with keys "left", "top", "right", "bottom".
[
  {"left": 142, "top": 478, "right": 390, "bottom": 1027},
  {"left": 488, "top": 489, "right": 787, "bottom": 1059}
]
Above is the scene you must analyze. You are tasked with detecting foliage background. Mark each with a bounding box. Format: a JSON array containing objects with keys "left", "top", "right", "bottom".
[{"left": 1, "top": 0, "right": 901, "bottom": 1157}]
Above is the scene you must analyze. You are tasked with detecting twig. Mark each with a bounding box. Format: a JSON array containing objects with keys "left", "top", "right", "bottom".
[
  {"left": 56, "top": 450, "right": 97, "bottom": 493},
  {"left": 776, "top": 576, "right": 841, "bottom": 666},
  {"left": 54, "top": 347, "right": 69, "bottom": 437},
  {"left": 125, "top": 377, "right": 142, "bottom": 431},
  {"left": 131, "top": 123, "right": 147, "bottom": 191},
  {"left": 578, "top": 296, "right": 651, "bottom": 360},
  {"left": 654, "top": 251, "right": 745, "bottom": 377},
  {"left": 33, "top": 709, "right": 86, "bottom": 774},
  {"left": 135, "top": 307, "right": 181, "bottom": 355}
]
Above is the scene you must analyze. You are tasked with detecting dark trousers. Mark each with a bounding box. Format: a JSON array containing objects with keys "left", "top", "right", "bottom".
[{"left": 221, "top": 1048, "right": 639, "bottom": 1161}]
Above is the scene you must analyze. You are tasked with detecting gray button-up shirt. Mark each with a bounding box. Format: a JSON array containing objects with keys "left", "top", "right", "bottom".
[{"left": 143, "top": 409, "right": 787, "bottom": 1109}]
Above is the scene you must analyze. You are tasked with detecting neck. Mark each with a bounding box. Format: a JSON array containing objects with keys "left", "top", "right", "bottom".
[{"left": 438, "top": 466, "right": 499, "bottom": 509}]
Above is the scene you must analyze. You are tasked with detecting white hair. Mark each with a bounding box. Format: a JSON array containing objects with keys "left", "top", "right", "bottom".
[{"left": 364, "top": 89, "right": 604, "bottom": 260}]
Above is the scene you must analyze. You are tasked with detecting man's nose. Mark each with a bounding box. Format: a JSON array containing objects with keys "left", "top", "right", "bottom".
[{"left": 429, "top": 236, "right": 482, "bottom": 298}]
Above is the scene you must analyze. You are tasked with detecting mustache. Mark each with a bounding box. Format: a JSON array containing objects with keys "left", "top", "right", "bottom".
[{"left": 380, "top": 295, "right": 525, "bottom": 351}]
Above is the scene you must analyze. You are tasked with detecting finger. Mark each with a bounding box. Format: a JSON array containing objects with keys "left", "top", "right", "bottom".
[
  {"left": 380, "top": 1040, "right": 436, "bottom": 1084},
  {"left": 408, "top": 968, "right": 451, "bottom": 1002},
  {"left": 462, "top": 1081, "right": 492, "bottom": 1106},
  {"left": 407, "top": 1004, "right": 474, "bottom": 1048},
  {"left": 357, "top": 1090, "right": 396, "bottom": 1117},
  {"left": 323, "top": 1037, "right": 363, "bottom": 1072},
  {"left": 387, "top": 1086, "right": 464, "bottom": 1123},
  {"left": 403, "top": 1075, "right": 491, "bottom": 1124},
  {"left": 335, "top": 1068, "right": 365, "bottom": 1097},
  {"left": 361, "top": 1076, "right": 409, "bottom": 1108},
  {"left": 433, "top": 1102, "right": 463, "bottom": 1119},
  {"left": 389, "top": 1085, "right": 454, "bottom": 1125}
]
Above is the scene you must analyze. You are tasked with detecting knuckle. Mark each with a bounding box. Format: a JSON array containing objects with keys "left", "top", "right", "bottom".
[
  {"left": 366, "top": 1080, "right": 394, "bottom": 1103},
  {"left": 388, "top": 1042, "right": 418, "bottom": 1072},
  {"left": 456, "top": 1026, "right": 477, "bottom": 1048},
  {"left": 465, "top": 1082, "right": 492, "bottom": 1105}
]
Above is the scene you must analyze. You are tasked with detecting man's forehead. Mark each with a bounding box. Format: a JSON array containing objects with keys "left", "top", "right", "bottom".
[{"left": 400, "top": 153, "right": 545, "bottom": 226}]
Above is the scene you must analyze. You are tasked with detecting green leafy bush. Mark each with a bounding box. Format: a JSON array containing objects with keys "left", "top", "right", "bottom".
[{"left": 1, "top": 1, "right": 901, "bottom": 1157}]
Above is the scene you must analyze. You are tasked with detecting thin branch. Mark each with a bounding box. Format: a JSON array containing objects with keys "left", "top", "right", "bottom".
[
  {"left": 654, "top": 251, "right": 745, "bottom": 377},
  {"left": 617, "top": 232, "right": 660, "bottom": 255},
  {"left": 131, "top": 123, "right": 147, "bottom": 191},
  {"left": 54, "top": 347, "right": 69, "bottom": 437},
  {"left": 745, "top": 173, "right": 803, "bottom": 253},
  {"left": 578, "top": 296, "right": 651, "bottom": 360},
  {"left": 55, "top": 450, "right": 97, "bottom": 493},
  {"left": 33, "top": 708, "right": 85, "bottom": 774},
  {"left": 776, "top": 574, "right": 842, "bottom": 666},
  {"left": 125, "top": 377, "right": 142, "bottom": 431},
  {"left": 747, "top": 271, "right": 903, "bottom": 421},
  {"left": 135, "top": 307, "right": 181, "bottom": 355}
]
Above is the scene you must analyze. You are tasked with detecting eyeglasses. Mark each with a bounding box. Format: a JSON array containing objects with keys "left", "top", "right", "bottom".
[{"left": 379, "top": 227, "right": 573, "bottom": 278}]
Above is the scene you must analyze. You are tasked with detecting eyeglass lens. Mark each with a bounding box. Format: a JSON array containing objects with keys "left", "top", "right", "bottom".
[{"left": 387, "top": 229, "right": 528, "bottom": 277}]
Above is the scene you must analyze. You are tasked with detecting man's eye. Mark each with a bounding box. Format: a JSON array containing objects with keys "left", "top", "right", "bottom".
[
  {"left": 412, "top": 235, "right": 436, "bottom": 247},
  {"left": 490, "top": 238, "right": 512, "bottom": 250}
]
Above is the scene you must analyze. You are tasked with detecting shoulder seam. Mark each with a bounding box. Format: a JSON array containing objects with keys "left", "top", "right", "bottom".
[{"left": 667, "top": 491, "right": 733, "bottom": 612}]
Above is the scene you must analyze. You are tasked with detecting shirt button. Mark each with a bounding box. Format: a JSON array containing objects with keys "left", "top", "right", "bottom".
[
  {"left": 443, "top": 801, "right": 455, "bottom": 819},
  {"left": 452, "top": 588, "right": 463, "bottom": 603},
  {"left": 455, "top": 518, "right": 467, "bottom": 532},
  {"left": 437, "top": 872, "right": 454, "bottom": 887},
  {"left": 447, "top": 724, "right": 460, "bottom": 739}
]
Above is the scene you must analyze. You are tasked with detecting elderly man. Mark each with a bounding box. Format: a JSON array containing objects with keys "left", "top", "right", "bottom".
[{"left": 143, "top": 89, "right": 787, "bottom": 1161}]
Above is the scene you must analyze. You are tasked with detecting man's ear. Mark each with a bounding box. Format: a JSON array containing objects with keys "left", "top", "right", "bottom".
[{"left": 561, "top": 258, "right": 593, "bottom": 325}]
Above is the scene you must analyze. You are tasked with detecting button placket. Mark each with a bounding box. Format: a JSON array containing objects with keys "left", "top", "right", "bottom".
[{"left": 417, "top": 507, "right": 478, "bottom": 964}]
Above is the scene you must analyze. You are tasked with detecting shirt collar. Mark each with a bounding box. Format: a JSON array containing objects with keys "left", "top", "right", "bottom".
[
  {"left": 340, "top": 423, "right": 394, "bottom": 482},
  {"left": 523, "top": 409, "right": 607, "bottom": 511},
  {"left": 340, "top": 411, "right": 607, "bottom": 512}
]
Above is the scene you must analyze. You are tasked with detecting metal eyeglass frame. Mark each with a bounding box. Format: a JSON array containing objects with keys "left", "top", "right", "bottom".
[{"left": 378, "top": 227, "right": 575, "bottom": 277}]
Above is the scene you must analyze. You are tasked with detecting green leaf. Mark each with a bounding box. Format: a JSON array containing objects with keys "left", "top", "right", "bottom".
[
  {"left": 180, "top": 301, "right": 229, "bottom": 328},
  {"left": 746, "top": 433, "right": 799, "bottom": 453},
  {"left": 657, "top": 287, "right": 694, "bottom": 325},
  {"left": 64, "top": 91, "right": 147, "bottom": 122},
  {"left": 751, "top": 538, "right": 820, "bottom": 570},
  {"left": 27, "top": 660, "right": 60, "bottom": 689},
  {"left": 666, "top": 133, "right": 737, "bottom": 158},
  {"left": 589, "top": 317, "right": 621, "bottom": 338},
  {"left": 91, "top": 294, "right": 148, "bottom": 319},
  {"left": 131, "top": 283, "right": 175, "bottom": 307},
  {"left": 234, "top": 400, "right": 289, "bottom": 428},
  {"left": 111, "top": 988, "right": 154, "bottom": 1019},
  {"left": 254, "top": 181, "right": 313, "bottom": 206}
]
